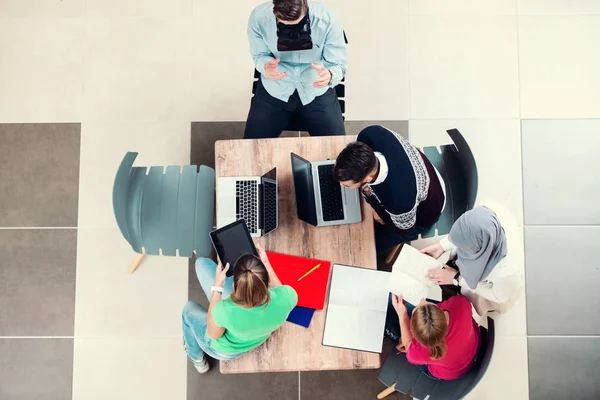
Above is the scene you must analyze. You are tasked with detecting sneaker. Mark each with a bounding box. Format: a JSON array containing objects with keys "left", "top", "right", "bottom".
[{"left": 192, "top": 356, "right": 210, "bottom": 374}]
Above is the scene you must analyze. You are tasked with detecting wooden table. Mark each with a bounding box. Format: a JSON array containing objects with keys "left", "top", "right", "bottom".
[{"left": 215, "top": 136, "right": 379, "bottom": 374}]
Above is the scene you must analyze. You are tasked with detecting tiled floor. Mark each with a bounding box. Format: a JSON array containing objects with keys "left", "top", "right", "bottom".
[{"left": 1, "top": 1, "right": 600, "bottom": 399}]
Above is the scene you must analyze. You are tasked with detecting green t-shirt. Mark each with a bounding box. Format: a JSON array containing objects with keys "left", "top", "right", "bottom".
[{"left": 209, "top": 285, "right": 298, "bottom": 354}]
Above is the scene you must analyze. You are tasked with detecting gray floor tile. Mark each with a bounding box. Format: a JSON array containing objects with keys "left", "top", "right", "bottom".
[
  {"left": 525, "top": 226, "right": 600, "bottom": 335},
  {"left": 522, "top": 119, "right": 600, "bottom": 225},
  {"left": 188, "top": 256, "right": 209, "bottom": 308},
  {"left": 0, "top": 338, "right": 73, "bottom": 400},
  {"left": 300, "top": 120, "right": 409, "bottom": 138},
  {"left": 191, "top": 122, "right": 245, "bottom": 169},
  {"left": 187, "top": 361, "right": 297, "bottom": 400},
  {"left": 0, "top": 229, "right": 76, "bottom": 336},
  {"left": 528, "top": 336, "right": 600, "bottom": 400},
  {"left": 0, "top": 123, "right": 80, "bottom": 227},
  {"left": 301, "top": 369, "right": 411, "bottom": 400}
]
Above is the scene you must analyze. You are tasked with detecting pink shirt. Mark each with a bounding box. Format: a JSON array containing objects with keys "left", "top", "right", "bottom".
[{"left": 406, "top": 295, "right": 480, "bottom": 380}]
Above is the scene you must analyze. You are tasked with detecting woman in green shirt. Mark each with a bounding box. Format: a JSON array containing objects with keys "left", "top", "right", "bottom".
[{"left": 182, "top": 245, "right": 298, "bottom": 373}]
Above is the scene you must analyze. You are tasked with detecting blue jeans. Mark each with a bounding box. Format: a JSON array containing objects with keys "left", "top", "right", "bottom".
[{"left": 182, "top": 257, "right": 245, "bottom": 361}]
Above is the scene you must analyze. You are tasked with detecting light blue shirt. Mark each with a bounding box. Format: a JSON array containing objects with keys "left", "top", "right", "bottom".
[{"left": 247, "top": 1, "right": 348, "bottom": 105}]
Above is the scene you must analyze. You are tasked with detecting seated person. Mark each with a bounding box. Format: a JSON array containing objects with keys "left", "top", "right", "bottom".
[
  {"left": 421, "top": 203, "right": 523, "bottom": 318},
  {"left": 244, "top": 0, "right": 347, "bottom": 139},
  {"left": 387, "top": 295, "right": 481, "bottom": 381},
  {"left": 182, "top": 245, "right": 297, "bottom": 373},
  {"left": 333, "top": 125, "right": 446, "bottom": 254}
]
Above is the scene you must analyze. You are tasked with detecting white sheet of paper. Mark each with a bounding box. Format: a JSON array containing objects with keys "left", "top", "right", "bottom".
[
  {"left": 323, "top": 264, "right": 390, "bottom": 353},
  {"left": 387, "top": 245, "right": 443, "bottom": 305}
]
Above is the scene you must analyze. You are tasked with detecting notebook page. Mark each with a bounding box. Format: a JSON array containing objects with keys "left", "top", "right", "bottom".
[
  {"left": 323, "top": 305, "right": 386, "bottom": 353},
  {"left": 391, "top": 245, "right": 442, "bottom": 285}
]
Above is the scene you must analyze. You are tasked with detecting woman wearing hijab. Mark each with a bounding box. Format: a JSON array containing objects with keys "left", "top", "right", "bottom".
[{"left": 420, "top": 202, "right": 523, "bottom": 317}]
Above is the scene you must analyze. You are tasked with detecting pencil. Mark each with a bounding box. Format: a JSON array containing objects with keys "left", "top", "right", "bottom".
[{"left": 297, "top": 264, "right": 321, "bottom": 281}]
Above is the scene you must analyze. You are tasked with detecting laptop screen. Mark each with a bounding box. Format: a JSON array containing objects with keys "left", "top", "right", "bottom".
[
  {"left": 290, "top": 153, "right": 318, "bottom": 225},
  {"left": 260, "top": 168, "right": 278, "bottom": 235}
]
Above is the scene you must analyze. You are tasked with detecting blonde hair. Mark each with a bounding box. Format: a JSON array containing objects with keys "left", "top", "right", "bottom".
[
  {"left": 410, "top": 303, "right": 449, "bottom": 360},
  {"left": 230, "top": 254, "right": 270, "bottom": 308}
]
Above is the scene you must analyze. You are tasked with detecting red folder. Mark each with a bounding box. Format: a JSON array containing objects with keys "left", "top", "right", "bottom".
[{"left": 266, "top": 251, "right": 331, "bottom": 310}]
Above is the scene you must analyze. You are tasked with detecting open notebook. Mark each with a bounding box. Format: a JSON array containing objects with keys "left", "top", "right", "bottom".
[
  {"left": 387, "top": 245, "right": 443, "bottom": 305},
  {"left": 322, "top": 264, "right": 390, "bottom": 353}
]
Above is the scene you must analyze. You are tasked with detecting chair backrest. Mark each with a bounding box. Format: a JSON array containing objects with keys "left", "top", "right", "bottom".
[
  {"left": 112, "top": 152, "right": 215, "bottom": 258},
  {"left": 378, "top": 317, "right": 494, "bottom": 400},
  {"left": 420, "top": 128, "right": 478, "bottom": 239}
]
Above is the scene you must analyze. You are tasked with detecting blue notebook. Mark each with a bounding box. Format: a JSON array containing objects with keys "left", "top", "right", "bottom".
[{"left": 286, "top": 306, "right": 316, "bottom": 328}]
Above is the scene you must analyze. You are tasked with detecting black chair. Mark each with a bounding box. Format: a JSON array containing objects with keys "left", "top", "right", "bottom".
[
  {"left": 378, "top": 317, "right": 495, "bottom": 400},
  {"left": 250, "top": 31, "right": 348, "bottom": 133}
]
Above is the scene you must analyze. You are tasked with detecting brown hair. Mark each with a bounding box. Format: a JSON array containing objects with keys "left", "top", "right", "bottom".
[
  {"left": 333, "top": 142, "right": 378, "bottom": 183},
  {"left": 410, "top": 303, "right": 449, "bottom": 360},
  {"left": 273, "top": 0, "right": 306, "bottom": 21},
  {"left": 230, "top": 254, "right": 270, "bottom": 308}
]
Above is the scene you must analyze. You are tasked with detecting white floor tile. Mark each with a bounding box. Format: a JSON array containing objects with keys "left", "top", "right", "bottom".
[
  {"left": 72, "top": 337, "right": 186, "bottom": 400},
  {"left": 0, "top": 0, "right": 84, "bottom": 17},
  {"left": 409, "top": 119, "right": 524, "bottom": 224},
  {"left": 74, "top": 226, "right": 189, "bottom": 337},
  {"left": 83, "top": 17, "right": 193, "bottom": 123},
  {"left": 409, "top": 16, "right": 520, "bottom": 119},
  {"left": 86, "top": 0, "right": 192, "bottom": 18},
  {"left": 329, "top": 0, "right": 409, "bottom": 120},
  {"left": 409, "top": 0, "right": 516, "bottom": 15},
  {"left": 190, "top": 1, "right": 258, "bottom": 121},
  {"left": 465, "top": 336, "right": 529, "bottom": 400},
  {"left": 519, "top": 16, "right": 600, "bottom": 118},
  {"left": 518, "top": 0, "right": 600, "bottom": 15},
  {"left": 78, "top": 120, "right": 191, "bottom": 229},
  {"left": 0, "top": 18, "right": 85, "bottom": 122}
]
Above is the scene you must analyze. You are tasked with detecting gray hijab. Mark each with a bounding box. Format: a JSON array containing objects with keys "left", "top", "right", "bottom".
[{"left": 449, "top": 206, "right": 507, "bottom": 289}]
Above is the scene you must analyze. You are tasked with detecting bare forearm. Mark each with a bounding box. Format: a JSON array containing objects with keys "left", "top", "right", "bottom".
[
  {"left": 398, "top": 312, "right": 413, "bottom": 349},
  {"left": 264, "top": 262, "right": 282, "bottom": 287},
  {"left": 207, "top": 291, "right": 222, "bottom": 320}
]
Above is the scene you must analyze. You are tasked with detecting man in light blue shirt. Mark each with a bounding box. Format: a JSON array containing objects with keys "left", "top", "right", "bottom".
[{"left": 244, "top": 0, "right": 348, "bottom": 139}]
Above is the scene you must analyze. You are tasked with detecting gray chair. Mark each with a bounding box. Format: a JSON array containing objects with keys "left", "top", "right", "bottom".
[
  {"left": 112, "top": 152, "right": 215, "bottom": 273},
  {"left": 385, "top": 128, "right": 478, "bottom": 264},
  {"left": 378, "top": 317, "right": 495, "bottom": 400}
]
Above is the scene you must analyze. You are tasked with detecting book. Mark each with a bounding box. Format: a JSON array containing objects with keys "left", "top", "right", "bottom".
[
  {"left": 387, "top": 245, "right": 443, "bottom": 305},
  {"left": 286, "top": 306, "right": 316, "bottom": 328},
  {"left": 266, "top": 251, "right": 331, "bottom": 310},
  {"left": 322, "top": 264, "right": 390, "bottom": 353}
]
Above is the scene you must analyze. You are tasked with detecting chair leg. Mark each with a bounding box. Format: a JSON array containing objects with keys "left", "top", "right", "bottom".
[
  {"left": 385, "top": 243, "right": 403, "bottom": 265},
  {"left": 377, "top": 382, "right": 397, "bottom": 399},
  {"left": 128, "top": 249, "right": 146, "bottom": 274}
]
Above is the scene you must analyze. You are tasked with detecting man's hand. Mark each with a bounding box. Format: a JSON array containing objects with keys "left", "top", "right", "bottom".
[
  {"left": 264, "top": 58, "right": 287, "bottom": 81},
  {"left": 312, "top": 63, "right": 331, "bottom": 88},
  {"left": 426, "top": 265, "right": 458, "bottom": 285},
  {"left": 215, "top": 261, "right": 230, "bottom": 287},
  {"left": 373, "top": 212, "right": 384, "bottom": 225},
  {"left": 420, "top": 243, "right": 445, "bottom": 260}
]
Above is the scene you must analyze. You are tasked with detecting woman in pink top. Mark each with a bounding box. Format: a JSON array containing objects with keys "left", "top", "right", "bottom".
[{"left": 391, "top": 294, "right": 481, "bottom": 380}]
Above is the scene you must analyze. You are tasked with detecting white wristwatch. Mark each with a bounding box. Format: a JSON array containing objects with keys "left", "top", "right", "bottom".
[
  {"left": 211, "top": 286, "right": 224, "bottom": 294},
  {"left": 452, "top": 278, "right": 459, "bottom": 286}
]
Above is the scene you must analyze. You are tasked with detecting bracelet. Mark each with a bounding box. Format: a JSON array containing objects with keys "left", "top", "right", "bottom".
[{"left": 211, "top": 286, "right": 224, "bottom": 294}]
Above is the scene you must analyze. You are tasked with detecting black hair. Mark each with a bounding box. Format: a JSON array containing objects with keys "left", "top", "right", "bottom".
[
  {"left": 273, "top": 0, "right": 306, "bottom": 21},
  {"left": 333, "top": 142, "right": 377, "bottom": 183}
]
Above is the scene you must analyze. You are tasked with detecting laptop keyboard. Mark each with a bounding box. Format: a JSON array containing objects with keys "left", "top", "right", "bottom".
[
  {"left": 235, "top": 180, "right": 258, "bottom": 233},
  {"left": 317, "top": 164, "right": 345, "bottom": 222},
  {"left": 263, "top": 180, "right": 277, "bottom": 234}
]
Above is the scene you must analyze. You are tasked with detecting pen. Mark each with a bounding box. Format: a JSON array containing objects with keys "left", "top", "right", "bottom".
[{"left": 297, "top": 264, "right": 321, "bottom": 281}]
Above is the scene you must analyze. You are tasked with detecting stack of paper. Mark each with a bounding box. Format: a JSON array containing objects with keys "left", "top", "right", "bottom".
[{"left": 387, "top": 245, "right": 443, "bottom": 305}]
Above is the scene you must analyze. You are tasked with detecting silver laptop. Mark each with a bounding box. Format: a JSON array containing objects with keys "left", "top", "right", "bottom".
[
  {"left": 290, "top": 153, "right": 362, "bottom": 227},
  {"left": 217, "top": 168, "right": 278, "bottom": 238}
]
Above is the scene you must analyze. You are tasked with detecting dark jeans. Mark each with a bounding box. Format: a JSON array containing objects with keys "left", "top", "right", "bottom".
[
  {"left": 243, "top": 80, "right": 345, "bottom": 139},
  {"left": 375, "top": 223, "right": 431, "bottom": 255}
]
